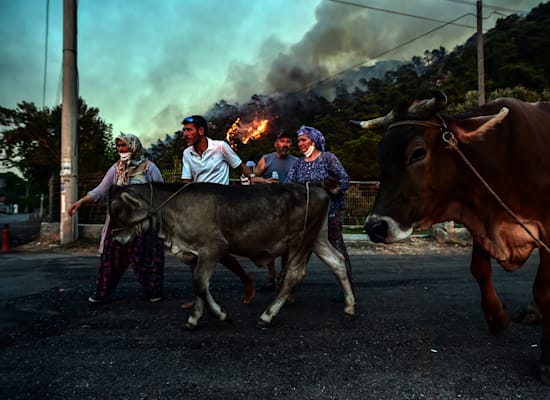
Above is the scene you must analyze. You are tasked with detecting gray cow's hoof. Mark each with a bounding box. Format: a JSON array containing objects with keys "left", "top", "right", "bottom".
[
  {"left": 183, "top": 322, "right": 197, "bottom": 331},
  {"left": 539, "top": 362, "right": 550, "bottom": 386},
  {"left": 343, "top": 312, "right": 356, "bottom": 323},
  {"left": 257, "top": 318, "right": 272, "bottom": 330}
]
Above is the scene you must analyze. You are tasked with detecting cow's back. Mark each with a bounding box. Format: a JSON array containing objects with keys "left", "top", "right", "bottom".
[
  {"left": 166, "top": 182, "right": 331, "bottom": 257},
  {"left": 447, "top": 98, "right": 550, "bottom": 213}
]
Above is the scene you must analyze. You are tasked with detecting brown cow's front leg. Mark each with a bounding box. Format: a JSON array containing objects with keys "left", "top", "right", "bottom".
[
  {"left": 470, "top": 241, "right": 509, "bottom": 335},
  {"left": 533, "top": 250, "right": 550, "bottom": 385}
]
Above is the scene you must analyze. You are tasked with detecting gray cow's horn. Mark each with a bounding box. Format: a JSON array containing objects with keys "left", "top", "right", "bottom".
[{"left": 350, "top": 110, "right": 397, "bottom": 130}]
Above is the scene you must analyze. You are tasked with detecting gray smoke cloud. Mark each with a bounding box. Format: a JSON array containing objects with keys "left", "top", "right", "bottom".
[
  {"left": 0, "top": 0, "right": 541, "bottom": 149},
  {"left": 217, "top": 0, "right": 540, "bottom": 109}
]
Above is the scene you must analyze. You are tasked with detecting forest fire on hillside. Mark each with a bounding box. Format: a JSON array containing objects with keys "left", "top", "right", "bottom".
[{"left": 225, "top": 117, "right": 269, "bottom": 149}]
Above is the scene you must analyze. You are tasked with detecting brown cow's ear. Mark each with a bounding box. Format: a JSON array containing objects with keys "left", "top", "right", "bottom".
[
  {"left": 454, "top": 107, "right": 509, "bottom": 144},
  {"left": 121, "top": 192, "right": 142, "bottom": 209}
]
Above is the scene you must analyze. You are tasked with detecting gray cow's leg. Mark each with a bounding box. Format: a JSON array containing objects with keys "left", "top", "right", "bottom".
[
  {"left": 258, "top": 255, "right": 307, "bottom": 328},
  {"left": 184, "top": 255, "right": 230, "bottom": 330},
  {"left": 312, "top": 237, "right": 356, "bottom": 318},
  {"left": 185, "top": 296, "right": 205, "bottom": 330}
]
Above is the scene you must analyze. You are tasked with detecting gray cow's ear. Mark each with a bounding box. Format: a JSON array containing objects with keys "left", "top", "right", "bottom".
[{"left": 121, "top": 192, "right": 142, "bottom": 209}]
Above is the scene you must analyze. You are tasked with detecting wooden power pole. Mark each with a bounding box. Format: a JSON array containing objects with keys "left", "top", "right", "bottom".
[
  {"left": 477, "top": 0, "right": 486, "bottom": 105},
  {"left": 60, "top": 0, "right": 78, "bottom": 243}
]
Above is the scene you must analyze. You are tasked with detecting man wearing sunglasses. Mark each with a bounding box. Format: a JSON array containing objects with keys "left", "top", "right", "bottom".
[{"left": 180, "top": 115, "right": 256, "bottom": 307}]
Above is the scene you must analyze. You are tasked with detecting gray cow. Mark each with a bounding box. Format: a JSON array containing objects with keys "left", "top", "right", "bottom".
[{"left": 108, "top": 181, "right": 356, "bottom": 329}]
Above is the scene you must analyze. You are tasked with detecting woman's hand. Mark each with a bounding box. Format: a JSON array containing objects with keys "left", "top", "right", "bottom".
[
  {"left": 68, "top": 201, "right": 80, "bottom": 217},
  {"left": 68, "top": 194, "right": 93, "bottom": 217}
]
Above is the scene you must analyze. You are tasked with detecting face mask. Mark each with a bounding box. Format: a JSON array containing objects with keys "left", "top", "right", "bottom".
[
  {"left": 119, "top": 152, "right": 132, "bottom": 161},
  {"left": 303, "top": 144, "right": 315, "bottom": 158}
]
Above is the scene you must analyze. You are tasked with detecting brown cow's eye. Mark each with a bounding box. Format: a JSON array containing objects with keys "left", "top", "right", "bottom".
[{"left": 408, "top": 148, "right": 426, "bottom": 165}]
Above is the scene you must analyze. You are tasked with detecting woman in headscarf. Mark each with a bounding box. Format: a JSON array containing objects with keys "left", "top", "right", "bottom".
[
  {"left": 68, "top": 133, "right": 165, "bottom": 303},
  {"left": 286, "top": 125, "right": 353, "bottom": 287}
]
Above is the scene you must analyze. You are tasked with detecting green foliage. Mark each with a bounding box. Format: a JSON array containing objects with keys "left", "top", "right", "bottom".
[
  {"left": 0, "top": 98, "right": 114, "bottom": 203},
  {"left": 335, "top": 134, "right": 382, "bottom": 180},
  {"left": 0, "top": 102, "right": 56, "bottom": 186},
  {"left": 448, "top": 86, "right": 549, "bottom": 113},
  {"left": 0, "top": 172, "right": 29, "bottom": 203},
  {"left": 147, "top": 133, "right": 187, "bottom": 171}
]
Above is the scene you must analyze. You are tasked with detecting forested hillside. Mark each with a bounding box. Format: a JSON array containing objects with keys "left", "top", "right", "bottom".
[{"left": 148, "top": 2, "right": 550, "bottom": 180}]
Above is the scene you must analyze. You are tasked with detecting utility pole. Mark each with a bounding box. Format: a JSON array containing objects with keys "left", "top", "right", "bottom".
[
  {"left": 60, "top": 0, "right": 78, "bottom": 243},
  {"left": 477, "top": 0, "right": 486, "bottom": 105}
]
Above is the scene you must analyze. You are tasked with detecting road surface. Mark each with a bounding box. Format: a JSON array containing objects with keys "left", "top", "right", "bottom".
[{"left": 0, "top": 249, "right": 547, "bottom": 399}]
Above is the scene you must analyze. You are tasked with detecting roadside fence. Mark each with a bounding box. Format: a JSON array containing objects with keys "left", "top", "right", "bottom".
[{"left": 46, "top": 171, "right": 379, "bottom": 226}]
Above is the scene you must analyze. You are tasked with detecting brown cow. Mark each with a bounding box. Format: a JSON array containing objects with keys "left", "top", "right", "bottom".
[{"left": 352, "top": 91, "right": 550, "bottom": 385}]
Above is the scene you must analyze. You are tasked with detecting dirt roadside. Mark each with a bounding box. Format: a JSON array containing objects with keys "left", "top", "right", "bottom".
[{"left": 15, "top": 235, "right": 472, "bottom": 257}]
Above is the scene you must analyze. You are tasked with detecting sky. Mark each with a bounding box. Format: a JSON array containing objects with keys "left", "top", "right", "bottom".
[{"left": 0, "top": 0, "right": 543, "bottom": 147}]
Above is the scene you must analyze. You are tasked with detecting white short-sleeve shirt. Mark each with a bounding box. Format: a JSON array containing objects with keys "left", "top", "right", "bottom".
[{"left": 181, "top": 137, "right": 242, "bottom": 185}]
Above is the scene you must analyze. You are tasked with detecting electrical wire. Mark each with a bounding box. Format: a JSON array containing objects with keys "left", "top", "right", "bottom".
[
  {"left": 42, "top": 0, "right": 50, "bottom": 108},
  {"left": 329, "top": 0, "right": 475, "bottom": 28},
  {"left": 253, "top": 2, "right": 524, "bottom": 113},
  {"left": 254, "top": 11, "right": 475, "bottom": 111},
  {"left": 445, "top": 0, "right": 526, "bottom": 13}
]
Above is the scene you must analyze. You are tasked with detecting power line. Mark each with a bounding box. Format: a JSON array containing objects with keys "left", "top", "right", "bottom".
[
  {"left": 217, "top": 1, "right": 533, "bottom": 122},
  {"left": 445, "top": 0, "right": 527, "bottom": 13},
  {"left": 289, "top": 0, "right": 522, "bottom": 100},
  {"left": 231, "top": 11, "right": 477, "bottom": 119},
  {"left": 279, "top": 12, "right": 475, "bottom": 100},
  {"left": 329, "top": 0, "right": 475, "bottom": 28},
  {"left": 42, "top": 0, "right": 50, "bottom": 108}
]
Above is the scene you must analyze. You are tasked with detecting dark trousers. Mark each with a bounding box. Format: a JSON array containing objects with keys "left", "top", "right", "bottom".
[
  {"left": 94, "top": 223, "right": 165, "bottom": 299},
  {"left": 328, "top": 211, "right": 353, "bottom": 284}
]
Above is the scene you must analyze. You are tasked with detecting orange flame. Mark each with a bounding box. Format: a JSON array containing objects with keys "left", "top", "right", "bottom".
[{"left": 225, "top": 117, "right": 270, "bottom": 149}]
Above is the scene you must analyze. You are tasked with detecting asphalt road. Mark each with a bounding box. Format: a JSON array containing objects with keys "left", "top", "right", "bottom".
[{"left": 0, "top": 249, "right": 548, "bottom": 400}]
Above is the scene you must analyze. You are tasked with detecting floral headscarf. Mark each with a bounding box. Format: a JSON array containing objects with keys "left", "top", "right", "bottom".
[
  {"left": 116, "top": 133, "right": 145, "bottom": 163},
  {"left": 296, "top": 125, "right": 326, "bottom": 152},
  {"left": 115, "top": 133, "right": 148, "bottom": 185}
]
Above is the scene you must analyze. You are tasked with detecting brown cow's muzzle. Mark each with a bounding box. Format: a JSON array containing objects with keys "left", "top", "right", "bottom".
[{"left": 365, "top": 214, "right": 413, "bottom": 243}]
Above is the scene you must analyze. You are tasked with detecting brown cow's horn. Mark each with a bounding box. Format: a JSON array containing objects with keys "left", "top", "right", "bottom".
[
  {"left": 351, "top": 91, "right": 448, "bottom": 129},
  {"left": 351, "top": 110, "right": 397, "bottom": 129},
  {"left": 407, "top": 91, "right": 447, "bottom": 118}
]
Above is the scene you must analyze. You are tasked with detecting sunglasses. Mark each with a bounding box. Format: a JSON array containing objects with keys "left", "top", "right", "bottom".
[{"left": 182, "top": 116, "right": 195, "bottom": 124}]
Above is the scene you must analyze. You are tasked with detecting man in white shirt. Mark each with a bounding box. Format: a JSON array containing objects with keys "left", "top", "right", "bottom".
[{"left": 181, "top": 115, "right": 256, "bottom": 307}]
